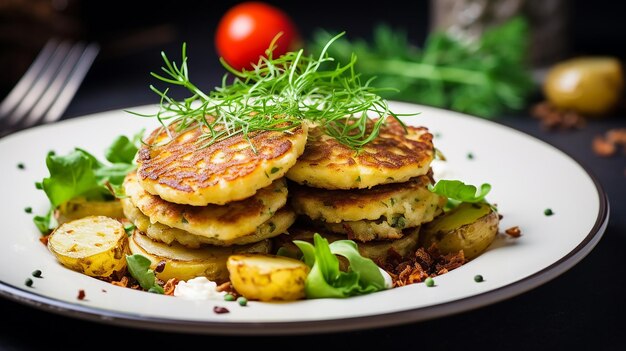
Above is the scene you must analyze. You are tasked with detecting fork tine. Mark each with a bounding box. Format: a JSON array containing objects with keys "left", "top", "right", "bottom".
[
  {"left": 0, "top": 39, "right": 59, "bottom": 120},
  {"left": 3, "top": 40, "right": 73, "bottom": 126},
  {"left": 42, "top": 42, "right": 99, "bottom": 124}
]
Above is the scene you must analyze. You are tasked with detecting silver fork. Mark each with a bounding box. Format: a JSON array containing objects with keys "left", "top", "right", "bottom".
[{"left": 0, "top": 39, "right": 100, "bottom": 135}]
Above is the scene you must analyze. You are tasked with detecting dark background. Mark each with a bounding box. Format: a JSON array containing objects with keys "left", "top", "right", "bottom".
[{"left": 1, "top": 1, "right": 625, "bottom": 349}]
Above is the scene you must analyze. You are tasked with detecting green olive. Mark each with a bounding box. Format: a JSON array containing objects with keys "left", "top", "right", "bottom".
[{"left": 543, "top": 57, "right": 624, "bottom": 116}]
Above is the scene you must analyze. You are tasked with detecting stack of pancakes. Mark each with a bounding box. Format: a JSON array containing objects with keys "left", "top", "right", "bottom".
[
  {"left": 121, "top": 121, "right": 308, "bottom": 282},
  {"left": 284, "top": 117, "right": 446, "bottom": 260}
]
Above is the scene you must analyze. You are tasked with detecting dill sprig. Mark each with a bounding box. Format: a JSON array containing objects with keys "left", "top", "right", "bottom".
[{"left": 131, "top": 33, "right": 409, "bottom": 149}]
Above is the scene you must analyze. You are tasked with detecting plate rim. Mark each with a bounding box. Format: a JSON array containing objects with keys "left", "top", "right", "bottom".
[{"left": 0, "top": 104, "right": 610, "bottom": 335}]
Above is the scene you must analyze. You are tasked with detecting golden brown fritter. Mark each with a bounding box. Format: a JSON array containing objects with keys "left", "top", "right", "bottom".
[
  {"left": 137, "top": 121, "right": 307, "bottom": 206},
  {"left": 286, "top": 117, "right": 434, "bottom": 189}
]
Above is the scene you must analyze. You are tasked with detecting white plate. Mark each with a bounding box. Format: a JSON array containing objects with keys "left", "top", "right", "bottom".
[{"left": 0, "top": 102, "right": 608, "bottom": 335}]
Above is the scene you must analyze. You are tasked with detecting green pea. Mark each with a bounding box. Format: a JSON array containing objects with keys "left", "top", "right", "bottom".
[
  {"left": 32, "top": 270, "right": 42, "bottom": 278},
  {"left": 237, "top": 296, "right": 248, "bottom": 306},
  {"left": 224, "top": 294, "right": 235, "bottom": 301},
  {"left": 425, "top": 277, "right": 435, "bottom": 287},
  {"left": 474, "top": 275, "right": 484, "bottom": 282},
  {"left": 544, "top": 208, "right": 554, "bottom": 216},
  {"left": 25, "top": 278, "right": 33, "bottom": 287}
]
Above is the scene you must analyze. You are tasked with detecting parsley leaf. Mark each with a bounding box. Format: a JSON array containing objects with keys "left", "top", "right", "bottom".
[
  {"left": 294, "top": 233, "right": 385, "bottom": 299},
  {"left": 125, "top": 254, "right": 164, "bottom": 294},
  {"left": 310, "top": 17, "right": 534, "bottom": 118}
]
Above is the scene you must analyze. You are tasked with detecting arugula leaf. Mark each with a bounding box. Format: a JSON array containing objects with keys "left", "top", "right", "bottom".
[
  {"left": 126, "top": 254, "right": 164, "bottom": 294},
  {"left": 294, "top": 234, "right": 385, "bottom": 299},
  {"left": 430, "top": 180, "right": 491, "bottom": 208},
  {"left": 34, "top": 131, "right": 143, "bottom": 233}
]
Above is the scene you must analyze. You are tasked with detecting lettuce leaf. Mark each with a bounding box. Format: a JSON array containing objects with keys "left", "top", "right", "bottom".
[
  {"left": 126, "top": 254, "right": 164, "bottom": 294},
  {"left": 294, "top": 233, "right": 385, "bottom": 299},
  {"left": 430, "top": 180, "right": 491, "bottom": 209},
  {"left": 34, "top": 131, "right": 142, "bottom": 233}
]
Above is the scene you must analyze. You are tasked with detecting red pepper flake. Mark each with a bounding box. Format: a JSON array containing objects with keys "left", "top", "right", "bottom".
[
  {"left": 77, "top": 289, "right": 86, "bottom": 300},
  {"left": 213, "top": 306, "right": 230, "bottom": 314},
  {"left": 505, "top": 226, "right": 522, "bottom": 237}
]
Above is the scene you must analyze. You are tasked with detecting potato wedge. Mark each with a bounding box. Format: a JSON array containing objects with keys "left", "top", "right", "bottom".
[
  {"left": 128, "top": 230, "right": 271, "bottom": 282},
  {"left": 227, "top": 254, "right": 309, "bottom": 301},
  {"left": 56, "top": 198, "right": 124, "bottom": 225},
  {"left": 420, "top": 202, "right": 499, "bottom": 260},
  {"left": 47, "top": 216, "right": 128, "bottom": 277}
]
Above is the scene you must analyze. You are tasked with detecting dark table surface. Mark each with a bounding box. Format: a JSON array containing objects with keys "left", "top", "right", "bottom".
[{"left": 1, "top": 3, "right": 625, "bottom": 349}]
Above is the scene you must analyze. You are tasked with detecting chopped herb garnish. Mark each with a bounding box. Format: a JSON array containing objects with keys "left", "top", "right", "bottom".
[
  {"left": 17, "top": 163, "right": 25, "bottom": 170},
  {"left": 35, "top": 182, "right": 43, "bottom": 190},
  {"left": 32, "top": 270, "right": 42, "bottom": 278},
  {"left": 24, "top": 207, "right": 32, "bottom": 214},
  {"left": 425, "top": 277, "right": 435, "bottom": 287},
  {"left": 390, "top": 215, "right": 406, "bottom": 229},
  {"left": 544, "top": 208, "right": 554, "bottom": 216},
  {"left": 25, "top": 278, "right": 33, "bottom": 287},
  {"left": 124, "top": 224, "right": 136, "bottom": 236},
  {"left": 270, "top": 167, "right": 280, "bottom": 174},
  {"left": 181, "top": 216, "right": 188, "bottom": 224},
  {"left": 467, "top": 152, "right": 474, "bottom": 160},
  {"left": 474, "top": 275, "right": 484, "bottom": 282},
  {"left": 356, "top": 176, "right": 361, "bottom": 182}
]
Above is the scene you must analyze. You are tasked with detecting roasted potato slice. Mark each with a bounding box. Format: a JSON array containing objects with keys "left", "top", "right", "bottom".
[
  {"left": 56, "top": 198, "right": 124, "bottom": 225},
  {"left": 128, "top": 230, "right": 271, "bottom": 282},
  {"left": 227, "top": 254, "right": 309, "bottom": 301},
  {"left": 47, "top": 216, "right": 128, "bottom": 277},
  {"left": 420, "top": 202, "right": 499, "bottom": 260}
]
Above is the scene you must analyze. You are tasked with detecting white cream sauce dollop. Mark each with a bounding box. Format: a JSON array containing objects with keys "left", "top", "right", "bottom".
[{"left": 173, "top": 277, "right": 226, "bottom": 300}]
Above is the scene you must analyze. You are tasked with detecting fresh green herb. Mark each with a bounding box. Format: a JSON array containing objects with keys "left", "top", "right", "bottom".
[
  {"left": 270, "top": 167, "right": 280, "bottom": 174},
  {"left": 467, "top": 152, "right": 474, "bottom": 160},
  {"left": 134, "top": 34, "right": 411, "bottom": 151},
  {"left": 224, "top": 294, "right": 235, "bottom": 301},
  {"left": 25, "top": 278, "right": 33, "bottom": 287},
  {"left": 24, "top": 207, "right": 32, "bottom": 214},
  {"left": 474, "top": 274, "right": 484, "bottom": 282},
  {"left": 35, "top": 182, "right": 43, "bottom": 190},
  {"left": 390, "top": 215, "right": 406, "bottom": 229},
  {"left": 425, "top": 277, "right": 435, "bottom": 287},
  {"left": 32, "top": 270, "right": 42, "bottom": 278},
  {"left": 33, "top": 132, "right": 142, "bottom": 234},
  {"left": 430, "top": 180, "right": 491, "bottom": 209},
  {"left": 17, "top": 163, "right": 25, "bottom": 170},
  {"left": 237, "top": 296, "right": 248, "bottom": 306},
  {"left": 293, "top": 233, "right": 385, "bottom": 299},
  {"left": 310, "top": 18, "right": 534, "bottom": 118},
  {"left": 125, "top": 254, "right": 164, "bottom": 294},
  {"left": 124, "top": 224, "right": 136, "bottom": 236},
  {"left": 544, "top": 208, "right": 554, "bottom": 216}
]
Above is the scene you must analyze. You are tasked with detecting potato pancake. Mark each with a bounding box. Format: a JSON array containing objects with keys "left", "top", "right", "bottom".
[
  {"left": 286, "top": 117, "right": 433, "bottom": 189},
  {"left": 137, "top": 121, "right": 307, "bottom": 206},
  {"left": 122, "top": 197, "right": 295, "bottom": 248},
  {"left": 123, "top": 172, "right": 288, "bottom": 241}
]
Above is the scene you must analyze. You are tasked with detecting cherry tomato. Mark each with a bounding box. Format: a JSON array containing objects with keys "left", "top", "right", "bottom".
[{"left": 215, "top": 2, "right": 298, "bottom": 71}]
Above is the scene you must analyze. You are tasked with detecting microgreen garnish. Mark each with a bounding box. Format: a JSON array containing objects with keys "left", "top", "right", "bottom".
[{"left": 133, "top": 33, "right": 411, "bottom": 150}]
